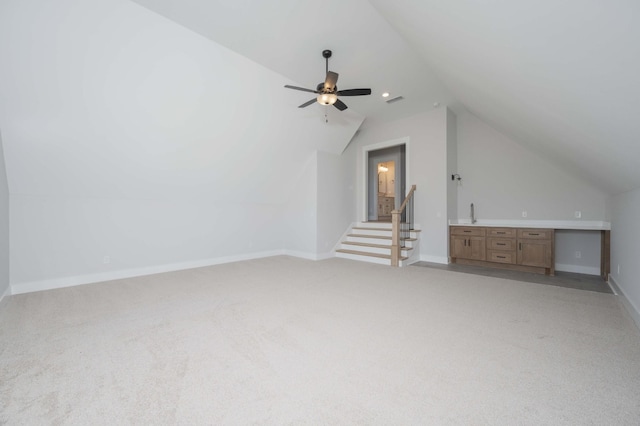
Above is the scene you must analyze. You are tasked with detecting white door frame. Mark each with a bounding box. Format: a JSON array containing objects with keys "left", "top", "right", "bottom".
[{"left": 361, "top": 136, "right": 411, "bottom": 222}]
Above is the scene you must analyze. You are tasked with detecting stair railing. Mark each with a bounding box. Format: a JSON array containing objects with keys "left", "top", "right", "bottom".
[{"left": 391, "top": 185, "right": 417, "bottom": 267}]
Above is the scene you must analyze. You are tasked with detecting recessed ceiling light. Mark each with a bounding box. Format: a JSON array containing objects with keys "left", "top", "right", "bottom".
[{"left": 382, "top": 92, "right": 390, "bottom": 98}]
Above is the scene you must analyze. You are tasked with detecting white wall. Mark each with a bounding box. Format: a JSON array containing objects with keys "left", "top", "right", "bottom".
[
  {"left": 0, "top": 132, "right": 9, "bottom": 300},
  {"left": 446, "top": 108, "right": 458, "bottom": 222},
  {"left": 283, "top": 153, "right": 318, "bottom": 259},
  {"left": 609, "top": 188, "right": 640, "bottom": 328},
  {"left": 0, "top": 0, "right": 363, "bottom": 292},
  {"left": 457, "top": 111, "right": 608, "bottom": 273},
  {"left": 316, "top": 150, "right": 357, "bottom": 256},
  {"left": 350, "top": 108, "right": 450, "bottom": 263}
]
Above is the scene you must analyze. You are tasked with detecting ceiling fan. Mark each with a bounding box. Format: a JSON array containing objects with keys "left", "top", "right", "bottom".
[{"left": 284, "top": 50, "right": 372, "bottom": 111}]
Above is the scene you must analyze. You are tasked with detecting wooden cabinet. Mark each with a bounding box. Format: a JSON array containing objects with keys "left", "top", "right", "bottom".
[
  {"left": 449, "top": 226, "right": 554, "bottom": 275},
  {"left": 378, "top": 196, "right": 394, "bottom": 218},
  {"left": 517, "top": 229, "right": 553, "bottom": 271},
  {"left": 450, "top": 227, "right": 486, "bottom": 261}
]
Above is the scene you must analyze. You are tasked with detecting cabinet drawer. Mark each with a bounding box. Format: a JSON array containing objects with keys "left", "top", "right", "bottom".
[
  {"left": 487, "top": 238, "right": 516, "bottom": 251},
  {"left": 487, "top": 250, "right": 516, "bottom": 264},
  {"left": 450, "top": 226, "right": 485, "bottom": 237},
  {"left": 487, "top": 228, "right": 517, "bottom": 238},
  {"left": 518, "top": 229, "right": 552, "bottom": 240}
]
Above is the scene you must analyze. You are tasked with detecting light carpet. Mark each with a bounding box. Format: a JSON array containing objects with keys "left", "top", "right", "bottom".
[{"left": 1, "top": 256, "right": 639, "bottom": 424}]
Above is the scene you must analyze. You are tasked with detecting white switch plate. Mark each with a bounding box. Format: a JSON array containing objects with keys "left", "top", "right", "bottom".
[
  {"left": 522, "top": 211, "right": 527, "bottom": 218},
  {"left": 575, "top": 251, "right": 581, "bottom": 259},
  {"left": 575, "top": 211, "right": 582, "bottom": 218},
  {"left": 103, "top": 256, "right": 111, "bottom": 264}
]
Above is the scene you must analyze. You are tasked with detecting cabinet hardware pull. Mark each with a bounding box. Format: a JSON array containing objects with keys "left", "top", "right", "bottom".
[
  {"left": 464, "top": 239, "right": 467, "bottom": 246},
  {"left": 530, "top": 233, "right": 539, "bottom": 236},
  {"left": 497, "top": 232, "right": 505, "bottom": 234},
  {"left": 519, "top": 243, "right": 522, "bottom": 250},
  {"left": 464, "top": 230, "right": 471, "bottom": 233},
  {"left": 497, "top": 256, "right": 506, "bottom": 259},
  {"left": 497, "top": 243, "right": 506, "bottom": 246}
]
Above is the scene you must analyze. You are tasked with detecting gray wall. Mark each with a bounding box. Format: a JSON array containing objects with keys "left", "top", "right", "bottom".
[
  {"left": 351, "top": 108, "right": 451, "bottom": 263},
  {"left": 456, "top": 111, "right": 608, "bottom": 274},
  {"left": 610, "top": 188, "right": 640, "bottom": 328},
  {"left": 0, "top": 131, "right": 10, "bottom": 299}
]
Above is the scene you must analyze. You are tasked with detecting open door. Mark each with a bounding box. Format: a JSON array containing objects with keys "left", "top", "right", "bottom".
[{"left": 367, "top": 145, "right": 406, "bottom": 222}]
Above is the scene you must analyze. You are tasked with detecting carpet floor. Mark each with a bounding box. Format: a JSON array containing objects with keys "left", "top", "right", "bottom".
[{"left": 1, "top": 256, "right": 639, "bottom": 424}]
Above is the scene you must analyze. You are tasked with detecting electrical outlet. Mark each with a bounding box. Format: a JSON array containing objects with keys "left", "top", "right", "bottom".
[
  {"left": 522, "top": 211, "right": 527, "bottom": 218},
  {"left": 575, "top": 251, "right": 581, "bottom": 259},
  {"left": 575, "top": 211, "right": 582, "bottom": 219},
  {"left": 103, "top": 256, "right": 110, "bottom": 264}
]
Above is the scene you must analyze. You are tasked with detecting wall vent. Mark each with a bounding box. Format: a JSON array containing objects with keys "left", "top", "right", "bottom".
[{"left": 386, "top": 96, "right": 404, "bottom": 104}]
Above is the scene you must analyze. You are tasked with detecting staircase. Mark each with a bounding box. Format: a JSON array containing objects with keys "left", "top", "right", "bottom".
[{"left": 335, "top": 222, "right": 420, "bottom": 266}]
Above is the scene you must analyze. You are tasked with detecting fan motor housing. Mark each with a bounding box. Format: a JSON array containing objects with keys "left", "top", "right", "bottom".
[{"left": 316, "top": 82, "right": 337, "bottom": 93}]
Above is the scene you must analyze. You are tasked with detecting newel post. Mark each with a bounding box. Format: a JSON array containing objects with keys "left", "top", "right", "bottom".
[{"left": 391, "top": 209, "right": 400, "bottom": 267}]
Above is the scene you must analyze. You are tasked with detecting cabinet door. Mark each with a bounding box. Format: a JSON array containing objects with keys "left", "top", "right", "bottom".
[
  {"left": 450, "top": 236, "right": 469, "bottom": 259},
  {"left": 450, "top": 236, "right": 486, "bottom": 260},
  {"left": 468, "top": 236, "right": 486, "bottom": 260},
  {"left": 517, "top": 239, "right": 552, "bottom": 267}
]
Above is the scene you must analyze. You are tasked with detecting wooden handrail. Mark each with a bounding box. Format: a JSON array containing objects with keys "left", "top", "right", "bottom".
[
  {"left": 395, "top": 184, "right": 417, "bottom": 214},
  {"left": 391, "top": 185, "right": 417, "bottom": 267}
]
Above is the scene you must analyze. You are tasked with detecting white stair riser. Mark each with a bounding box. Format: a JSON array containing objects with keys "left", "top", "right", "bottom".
[
  {"left": 345, "top": 236, "right": 416, "bottom": 248},
  {"left": 356, "top": 222, "right": 393, "bottom": 230},
  {"left": 347, "top": 236, "right": 391, "bottom": 245},
  {"left": 340, "top": 244, "right": 412, "bottom": 256},
  {"left": 351, "top": 229, "right": 392, "bottom": 237},
  {"left": 351, "top": 229, "right": 420, "bottom": 239},
  {"left": 335, "top": 252, "right": 390, "bottom": 265}
]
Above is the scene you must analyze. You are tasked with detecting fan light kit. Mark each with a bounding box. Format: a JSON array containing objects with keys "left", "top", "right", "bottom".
[
  {"left": 317, "top": 93, "right": 338, "bottom": 105},
  {"left": 284, "top": 49, "right": 372, "bottom": 111}
]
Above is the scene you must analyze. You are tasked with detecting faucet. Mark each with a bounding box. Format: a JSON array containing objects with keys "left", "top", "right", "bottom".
[{"left": 471, "top": 203, "right": 477, "bottom": 224}]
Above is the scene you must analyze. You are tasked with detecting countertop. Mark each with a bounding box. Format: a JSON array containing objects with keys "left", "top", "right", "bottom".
[{"left": 449, "top": 219, "right": 611, "bottom": 231}]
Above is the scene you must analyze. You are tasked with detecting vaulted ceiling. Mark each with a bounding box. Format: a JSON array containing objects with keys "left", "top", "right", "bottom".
[
  {"left": 132, "top": 0, "right": 640, "bottom": 195},
  {"left": 1, "top": 0, "right": 638, "bottom": 198}
]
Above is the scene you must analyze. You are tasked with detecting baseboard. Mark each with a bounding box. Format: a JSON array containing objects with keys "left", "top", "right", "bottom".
[
  {"left": 282, "top": 250, "right": 333, "bottom": 261},
  {"left": 419, "top": 255, "right": 449, "bottom": 264},
  {"left": 608, "top": 275, "right": 640, "bottom": 331},
  {"left": 0, "top": 284, "right": 10, "bottom": 305},
  {"left": 10, "top": 250, "right": 286, "bottom": 295},
  {"left": 554, "top": 263, "right": 601, "bottom": 276}
]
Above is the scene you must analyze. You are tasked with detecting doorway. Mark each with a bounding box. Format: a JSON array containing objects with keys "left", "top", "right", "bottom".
[{"left": 367, "top": 144, "right": 406, "bottom": 222}]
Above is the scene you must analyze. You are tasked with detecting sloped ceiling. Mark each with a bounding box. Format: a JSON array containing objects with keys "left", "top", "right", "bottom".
[
  {"left": 133, "top": 0, "right": 640, "bottom": 195},
  {"left": 1, "top": 0, "right": 638, "bottom": 198},
  {"left": 0, "top": 0, "right": 364, "bottom": 204},
  {"left": 369, "top": 0, "right": 640, "bottom": 195}
]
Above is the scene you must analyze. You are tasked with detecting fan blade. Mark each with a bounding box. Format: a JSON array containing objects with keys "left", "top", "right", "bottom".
[
  {"left": 298, "top": 98, "right": 317, "bottom": 108},
  {"left": 333, "top": 99, "right": 348, "bottom": 111},
  {"left": 284, "top": 85, "right": 318, "bottom": 94},
  {"left": 324, "top": 71, "right": 339, "bottom": 90},
  {"left": 336, "top": 88, "right": 372, "bottom": 96}
]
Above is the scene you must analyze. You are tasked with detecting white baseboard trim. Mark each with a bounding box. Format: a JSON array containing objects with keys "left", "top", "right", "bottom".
[
  {"left": 10, "top": 250, "right": 287, "bottom": 295},
  {"left": 419, "top": 255, "right": 449, "bottom": 264},
  {"left": 608, "top": 276, "right": 640, "bottom": 331},
  {"left": 554, "top": 263, "right": 601, "bottom": 276},
  {"left": 282, "top": 250, "right": 333, "bottom": 261},
  {"left": 0, "top": 284, "right": 10, "bottom": 304}
]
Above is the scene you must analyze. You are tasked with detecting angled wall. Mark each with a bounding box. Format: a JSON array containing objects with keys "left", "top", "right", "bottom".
[
  {"left": 456, "top": 111, "right": 609, "bottom": 274},
  {"left": 609, "top": 188, "right": 640, "bottom": 329},
  {"left": 0, "top": 132, "right": 9, "bottom": 301},
  {"left": 0, "top": 0, "right": 362, "bottom": 293}
]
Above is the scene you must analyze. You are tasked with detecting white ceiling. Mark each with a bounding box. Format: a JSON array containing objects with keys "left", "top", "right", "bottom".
[{"left": 132, "top": 0, "right": 640, "bottom": 195}]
